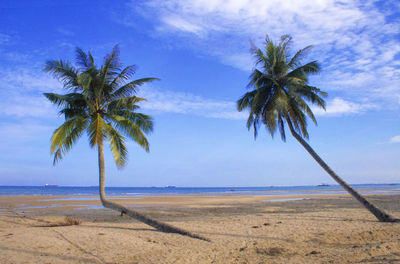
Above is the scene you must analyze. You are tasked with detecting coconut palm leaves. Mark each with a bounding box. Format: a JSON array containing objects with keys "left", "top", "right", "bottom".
[
  {"left": 44, "top": 45, "right": 156, "bottom": 168},
  {"left": 237, "top": 35, "right": 326, "bottom": 140}
]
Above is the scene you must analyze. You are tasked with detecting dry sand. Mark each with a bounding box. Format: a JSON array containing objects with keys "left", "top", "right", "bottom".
[{"left": 0, "top": 194, "right": 399, "bottom": 263}]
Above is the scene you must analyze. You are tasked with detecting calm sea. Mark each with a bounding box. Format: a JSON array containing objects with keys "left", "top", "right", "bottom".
[{"left": 1, "top": 184, "right": 399, "bottom": 197}]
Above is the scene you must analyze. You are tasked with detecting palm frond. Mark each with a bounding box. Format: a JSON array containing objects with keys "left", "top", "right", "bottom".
[
  {"left": 44, "top": 60, "right": 79, "bottom": 91},
  {"left": 107, "top": 96, "right": 146, "bottom": 113},
  {"left": 88, "top": 52, "right": 95, "bottom": 67},
  {"left": 75, "top": 47, "right": 91, "bottom": 69},
  {"left": 288, "top": 45, "right": 313, "bottom": 68},
  {"left": 111, "top": 78, "right": 159, "bottom": 100},
  {"left": 287, "top": 61, "right": 320, "bottom": 80},
  {"left": 110, "top": 115, "right": 150, "bottom": 152},
  {"left": 104, "top": 123, "right": 128, "bottom": 168},
  {"left": 117, "top": 112, "right": 153, "bottom": 133},
  {"left": 250, "top": 40, "right": 269, "bottom": 70},
  {"left": 51, "top": 117, "right": 88, "bottom": 164},
  {"left": 44, "top": 92, "right": 86, "bottom": 108},
  {"left": 277, "top": 115, "right": 286, "bottom": 141},
  {"left": 88, "top": 114, "right": 106, "bottom": 148},
  {"left": 100, "top": 45, "right": 121, "bottom": 91},
  {"left": 110, "top": 65, "right": 136, "bottom": 88},
  {"left": 237, "top": 90, "right": 257, "bottom": 112}
]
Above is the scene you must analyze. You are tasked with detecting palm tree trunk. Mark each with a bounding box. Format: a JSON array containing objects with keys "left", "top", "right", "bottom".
[
  {"left": 97, "top": 139, "right": 209, "bottom": 241},
  {"left": 286, "top": 121, "right": 397, "bottom": 222}
]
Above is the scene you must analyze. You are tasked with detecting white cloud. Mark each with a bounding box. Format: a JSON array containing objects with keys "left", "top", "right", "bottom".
[
  {"left": 138, "top": 87, "right": 247, "bottom": 120},
  {"left": 0, "top": 67, "right": 62, "bottom": 118},
  {"left": 390, "top": 135, "right": 400, "bottom": 143},
  {"left": 0, "top": 121, "right": 53, "bottom": 142},
  {"left": 131, "top": 0, "right": 400, "bottom": 109},
  {"left": 312, "top": 97, "right": 376, "bottom": 116},
  {"left": 220, "top": 53, "right": 253, "bottom": 71},
  {"left": 0, "top": 67, "right": 61, "bottom": 93},
  {"left": 0, "top": 33, "right": 10, "bottom": 44},
  {"left": 161, "top": 16, "right": 204, "bottom": 36},
  {"left": 56, "top": 28, "right": 74, "bottom": 37},
  {"left": 0, "top": 95, "right": 57, "bottom": 118}
]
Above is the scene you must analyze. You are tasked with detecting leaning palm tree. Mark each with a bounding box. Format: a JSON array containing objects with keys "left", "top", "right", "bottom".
[
  {"left": 44, "top": 45, "right": 208, "bottom": 240},
  {"left": 237, "top": 35, "right": 397, "bottom": 222}
]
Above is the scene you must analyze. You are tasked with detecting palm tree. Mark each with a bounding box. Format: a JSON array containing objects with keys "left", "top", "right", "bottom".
[
  {"left": 237, "top": 35, "right": 397, "bottom": 222},
  {"left": 44, "top": 45, "right": 208, "bottom": 240}
]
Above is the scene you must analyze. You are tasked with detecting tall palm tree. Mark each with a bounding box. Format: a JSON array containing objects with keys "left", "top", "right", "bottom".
[
  {"left": 237, "top": 35, "right": 397, "bottom": 222},
  {"left": 44, "top": 45, "right": 208, "bottom": 240}
]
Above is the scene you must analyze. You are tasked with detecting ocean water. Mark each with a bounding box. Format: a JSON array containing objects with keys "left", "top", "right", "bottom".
[{"left": 0, "top": 184, "right": 399, "bottom": 197}]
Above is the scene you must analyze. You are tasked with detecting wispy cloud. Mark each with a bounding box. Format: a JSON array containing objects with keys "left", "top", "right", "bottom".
[
  {"left": 0, "top": 33, "right": 10, "bottom": 44},
  {"left": 0, "top": 121, "right": 53, "bottom": 142},
  {"left": 0, "top": 67, "right": 62, "bottom": 119},
  {"left": 0, "top": 95, "right": 57, "bottom": 118},
  {"left": 0, "top": 67, "right": 61, "bottom": 93},
  {"left": 56, "top": 28, "right": 74, "bottom": 37},
  {"left": 161, "top": 16, "right": 205, "bottom": 36},
  {"left": 390, "top": 135, "right": 400, "bottom": 143},
  {"left": 312, "top": 97, "right": 376, "bottom": 116},
  {"left": 138, "top": 87, "right": 247, "bottom": 120},
  {"left": 139, "top": 88, "right": 366, "bottom": 119}
]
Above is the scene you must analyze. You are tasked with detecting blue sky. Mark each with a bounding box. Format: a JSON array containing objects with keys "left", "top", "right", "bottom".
[{"left": 0, "top": 0, "right": 399, "bottom": 187}]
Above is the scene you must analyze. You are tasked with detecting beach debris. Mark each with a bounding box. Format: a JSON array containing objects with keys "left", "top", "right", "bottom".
[
  {"left": 239, "top": 241, "right": 248, "bottom": 252},
  {"left": 38, "top": 216, "right": 82, "bottom": 227},
  {"left": 256, "top": 247, "right": 285, "bottom": 256},
  {"left": 64, "top": 216, "right": 81, "bottom": 226},
  {"left": 306, "top": 250, "right": 320, "bottom": 255},
  {"left": 146, "top": 238, "right": 158, "bottom": 244},
  {"left": 251, "top": 225, "right": 260, "bottom": 229},
  {"left": 247, "top": 229, "right": 252, "bottom": 235}
]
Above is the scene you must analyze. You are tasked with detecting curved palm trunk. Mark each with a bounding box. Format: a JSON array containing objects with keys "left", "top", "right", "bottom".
[
  {"left": 286, "top": 121, "right": 397, "bottom": 222},
  {"left": 97, "top": 140, "right": 209, "bottom": 241}
]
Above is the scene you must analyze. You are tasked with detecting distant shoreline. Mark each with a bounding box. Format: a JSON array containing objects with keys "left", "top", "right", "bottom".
[
  {"left": 1, "top": 184, "right": 399, "bottom": 197},
  {"left": 1, "top": 183, "right": 399, "bottom": 188}
]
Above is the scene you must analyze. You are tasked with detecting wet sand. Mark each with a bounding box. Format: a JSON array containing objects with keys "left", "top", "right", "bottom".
[{"left": 0, "top": 194, "right": 399, "bottom": 263}]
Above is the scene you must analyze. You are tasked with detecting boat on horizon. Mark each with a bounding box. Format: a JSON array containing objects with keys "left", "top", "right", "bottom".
[
  {"left": 317, "top": 183, "right": 330, "bottom": 187},
  {"left": 44, "top": 184, "right": 59, "bottom": 188}
]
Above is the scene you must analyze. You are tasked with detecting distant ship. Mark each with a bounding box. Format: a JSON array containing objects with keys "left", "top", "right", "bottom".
[
  {"left": 317, "top": 183, "right": 330, "bottom": 187},
  {"left": 44, "top": 184, "right": 59, "bottom": 187},
  {"left": 165, "top": 185, "right": 176, "bottom": 188}
]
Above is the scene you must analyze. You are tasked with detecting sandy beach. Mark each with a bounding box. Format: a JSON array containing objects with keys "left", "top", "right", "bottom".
[{"left": 0, "top": 193, "right": 399, "bottom": 263}]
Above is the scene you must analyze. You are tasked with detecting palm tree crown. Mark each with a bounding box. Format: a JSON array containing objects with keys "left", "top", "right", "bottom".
[
  {"left": 44, "top": 45, "right": 157, "bottom": 167},
  {"left": 237, "top": 35, "right": 327, "bottom": 140}
]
